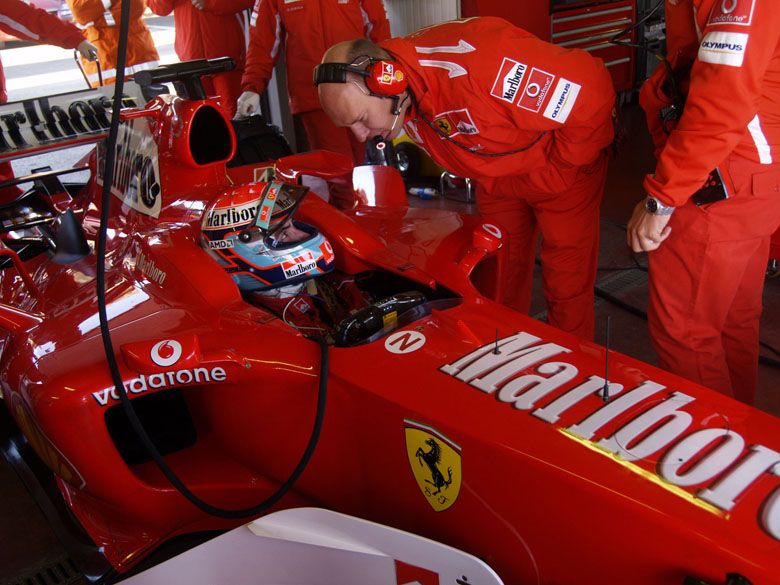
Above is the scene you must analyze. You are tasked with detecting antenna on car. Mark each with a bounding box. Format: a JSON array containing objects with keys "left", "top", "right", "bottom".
[
  {"left": 602, "top": 315, "right": 612, "bottom": 403},
  {"left": 493, "top": 328, "right": 501, "bottom": 355}
]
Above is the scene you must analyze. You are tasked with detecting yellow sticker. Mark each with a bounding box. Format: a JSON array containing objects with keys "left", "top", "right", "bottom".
[
  {"left": 404, "top": 420, "right": 461, "bottom": 511},
  {"left": 382, "top": 311, "right": 398, "bottom": 329}
]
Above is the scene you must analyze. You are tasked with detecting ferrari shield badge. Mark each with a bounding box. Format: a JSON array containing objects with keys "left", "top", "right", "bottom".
[{"left": 404, "top": 420, "right": 461, "bottom": 511}]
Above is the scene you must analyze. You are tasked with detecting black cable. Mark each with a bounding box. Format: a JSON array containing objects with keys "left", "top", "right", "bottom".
[
  {"left": 95, "top": 8, "right": 329, "bottom": 517},
  {"left": 609, "top": 0, "right": 665, "bottom": 52},
  {"left": 410, "top": 91, "right": 547, "bottom": 158}
]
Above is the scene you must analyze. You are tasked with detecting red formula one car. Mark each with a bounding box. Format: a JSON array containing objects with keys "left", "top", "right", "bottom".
[{"left": 0, "top": 61, "right": 778, "bottom": 585}]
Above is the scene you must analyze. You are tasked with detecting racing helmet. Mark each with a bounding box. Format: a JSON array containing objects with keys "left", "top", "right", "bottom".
[{"left": 201, "top": 181, "right": 335, "bottom": 294}]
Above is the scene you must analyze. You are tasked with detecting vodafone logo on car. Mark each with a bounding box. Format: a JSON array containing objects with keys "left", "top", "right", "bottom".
[
  {"left": 150, "top": 340, "right": 183, "bottom": 367},
  {"left": 97, "top": 336, "right": 227, "bottom": 407}
]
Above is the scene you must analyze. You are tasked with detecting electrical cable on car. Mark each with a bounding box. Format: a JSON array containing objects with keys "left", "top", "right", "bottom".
[{"left": 95, "top": 4, "right": 330, "bottom": 519}]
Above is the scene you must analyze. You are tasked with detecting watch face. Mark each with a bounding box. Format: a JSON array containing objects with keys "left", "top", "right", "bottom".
[{"left": 646, "top": 198, "right": 658, "bottom": 213}]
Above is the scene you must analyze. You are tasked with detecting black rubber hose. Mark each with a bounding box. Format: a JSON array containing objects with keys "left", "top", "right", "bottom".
[{"left": 95, "top": 7, "right": 328, "bottom": 517}]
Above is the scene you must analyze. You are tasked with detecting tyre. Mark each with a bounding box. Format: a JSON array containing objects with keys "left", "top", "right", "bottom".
[{"left": 395, "top": 142, "right": 422, "bottom": 181}]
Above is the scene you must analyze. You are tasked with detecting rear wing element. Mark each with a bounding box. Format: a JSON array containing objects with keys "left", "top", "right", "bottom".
[{"left": 0, "top": 82, "right": 147, "bottom": 163}]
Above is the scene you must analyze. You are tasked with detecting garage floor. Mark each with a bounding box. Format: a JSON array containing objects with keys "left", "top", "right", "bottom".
[{"left": 1, "top": 102, "right": 779, "bottom": 584}]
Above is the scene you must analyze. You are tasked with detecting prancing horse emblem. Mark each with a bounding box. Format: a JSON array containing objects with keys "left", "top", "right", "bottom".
[
  {"left": 405, "top": 420, "right": 462, "bottom": 511},
  {"left": 416, "top": 438, "right": 453, "bottom": 495}
]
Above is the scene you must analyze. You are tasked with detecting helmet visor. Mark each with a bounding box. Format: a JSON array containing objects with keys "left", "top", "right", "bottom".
[{"left": 252, "top": 181, "right": 310, "bottom": 236}]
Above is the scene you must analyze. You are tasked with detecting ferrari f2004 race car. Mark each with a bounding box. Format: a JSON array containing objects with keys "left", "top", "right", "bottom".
[{"left": 0, "top": 61, "right": 778, "bottom": 585}]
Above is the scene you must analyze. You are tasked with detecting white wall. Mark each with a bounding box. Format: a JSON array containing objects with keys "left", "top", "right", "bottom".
[{"left": 384, "top": 0, "right": 460, "bottom": 37}]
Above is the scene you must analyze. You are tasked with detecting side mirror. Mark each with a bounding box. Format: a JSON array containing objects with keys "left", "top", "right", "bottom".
[{"left": 458, "top": 223, "right": 506, "bottom": 302}]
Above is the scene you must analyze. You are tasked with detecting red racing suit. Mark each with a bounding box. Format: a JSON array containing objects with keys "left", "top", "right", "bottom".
[
  {"left": 147, "top": 0, "right": 253, "bottom": 116},
  {"left": 382, "top": 17, "right": 615, "bottom": 339},
  {"left": 242, "top": 0, "right": 390, "bottom": 162},
  {"left": 68, "top": 0, "right": 159, "bottom": 87},
  {"left": 639, "top": 0, "right": 780, "bottom": 403},
  {"left": 0, "top": 0, "right": 86, "bottom": 201}
]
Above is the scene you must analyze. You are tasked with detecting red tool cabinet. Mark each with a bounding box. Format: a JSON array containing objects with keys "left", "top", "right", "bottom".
[{"left": 460, "top": 0, "right": 638, "bottom": 92}]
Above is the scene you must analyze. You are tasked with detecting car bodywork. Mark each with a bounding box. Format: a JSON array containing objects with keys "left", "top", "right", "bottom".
[{"left": 0, "top": 65, "right": 779, "bottom": 585}]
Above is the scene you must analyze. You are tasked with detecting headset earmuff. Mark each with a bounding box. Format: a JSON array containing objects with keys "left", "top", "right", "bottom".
[{"left": 363, "top": 59, "right": 408, "bottom": 97}]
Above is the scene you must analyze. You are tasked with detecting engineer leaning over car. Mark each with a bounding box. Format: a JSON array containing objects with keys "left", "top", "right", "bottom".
[
  {"left": 627, "top": 0, "right": 780, "bottom": 405},
  {"left": 235, "top": 0, "right": 391, "bottom": 165},
  {"left": 0, "top": 0, "right": 98, "bottom": 202},
  {"left": 315, "top": 17, "right": 615, "bottom": 340}
]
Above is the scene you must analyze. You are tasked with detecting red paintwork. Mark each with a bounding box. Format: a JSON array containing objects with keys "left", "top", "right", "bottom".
[{"left": 1, "top": 91, "right": 780, "bottom": 585}]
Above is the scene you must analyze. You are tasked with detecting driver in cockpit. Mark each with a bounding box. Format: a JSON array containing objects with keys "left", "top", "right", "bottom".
[{"left": 200, "top": 181, "right": 369, "bottom": 336}]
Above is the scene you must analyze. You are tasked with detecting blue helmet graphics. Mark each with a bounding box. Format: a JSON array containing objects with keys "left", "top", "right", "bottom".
[{"left": 201, "top": 181, "right": 335, "bottom": 293}]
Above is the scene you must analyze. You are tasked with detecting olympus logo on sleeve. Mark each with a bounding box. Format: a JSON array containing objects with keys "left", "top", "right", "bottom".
[
  {"left": 542, "top": 78, "right": 581, "bottom": 124},
  {"left": 699, "top": 31, "right": 749, "bottom": 67}
]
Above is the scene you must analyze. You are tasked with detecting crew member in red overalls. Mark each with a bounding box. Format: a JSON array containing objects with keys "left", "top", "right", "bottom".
[
  {"left": 0, "top": 0, "right": 97, "bottom": 202},
  {"left": 148, "top": 0, "right": 253, "bottom": 116},
  {"left": 316, "top": 17, "right": 616, "bottom": 339},
  {"left": 236, "top": 0, "right": 391, "bottom": 164},
  {"left": 628, "top": 0, "right": 780, "bottom": 404}
]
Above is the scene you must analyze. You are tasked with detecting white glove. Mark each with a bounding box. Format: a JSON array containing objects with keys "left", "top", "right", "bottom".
[
  {"left": 235, "top": 91, "right": 261, "bottom": 119},
  {"left": 77, "top": 40, "right": 99, "bottom": 62}
]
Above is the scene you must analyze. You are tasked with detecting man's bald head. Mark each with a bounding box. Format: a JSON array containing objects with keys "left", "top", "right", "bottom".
[
  {"left": 317, "top": 38, "right": 411, "bottom": 144},
  {"left": 321, "top": 39, "right": 391, "bottom": 66}
]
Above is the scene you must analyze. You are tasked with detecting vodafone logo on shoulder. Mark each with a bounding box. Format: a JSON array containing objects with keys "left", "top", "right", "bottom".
[
  {"left": 708, "top": 0, "right": 755, "bottom": 27},
  {"left": 517, "top": 67, "right": 556, "bottom": 113}
]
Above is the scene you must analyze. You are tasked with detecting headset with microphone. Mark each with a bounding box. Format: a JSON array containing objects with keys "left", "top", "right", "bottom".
[
  {"left": 314, "top": 56, "right": 547, "bottom": 158},
  {"left": 314, "top": 57, "right": 408, "bottom": 115}
]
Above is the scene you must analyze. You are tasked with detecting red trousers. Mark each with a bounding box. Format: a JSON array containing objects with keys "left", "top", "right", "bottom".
[
  {"left": 648, "top": 152, "right": 780, "bottom": 405},
  {"left": 477, "top": 153, "right": 608, "bottom": 340},
  {"left": 202, "top": 70, "right": 243, "bottom": 118}
]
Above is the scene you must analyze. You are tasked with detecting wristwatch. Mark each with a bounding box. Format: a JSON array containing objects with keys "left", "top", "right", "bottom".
[{"left": 645, "top": 196, "right": 675, "bottom": 216}]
